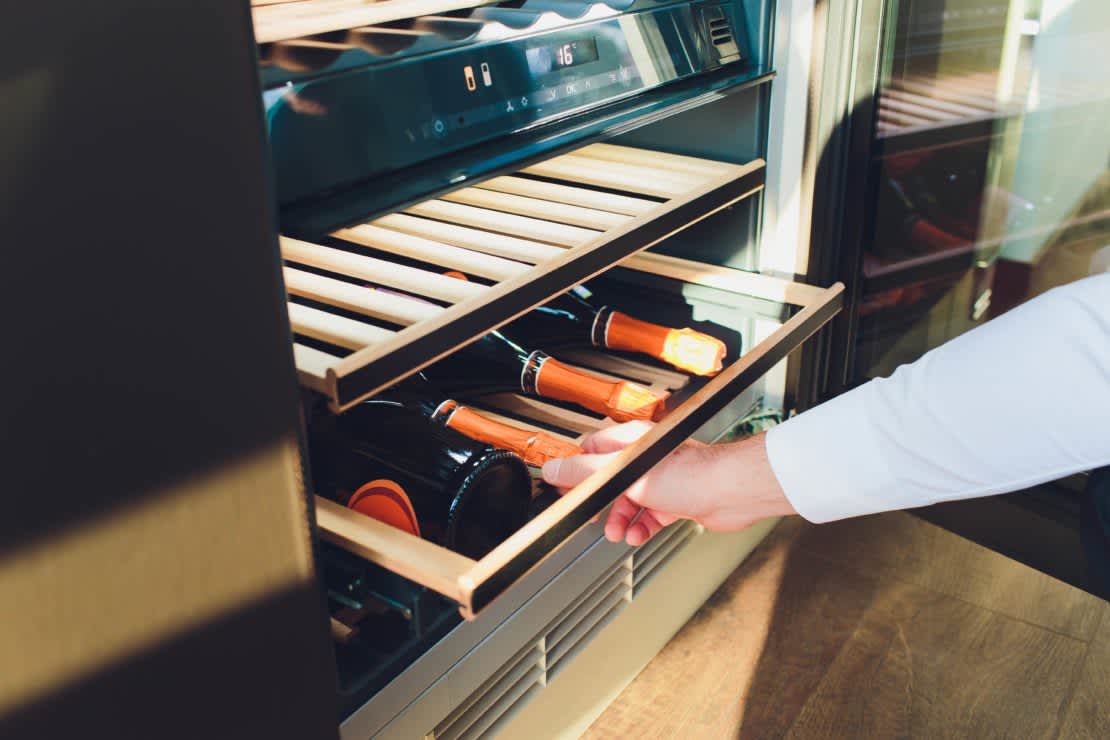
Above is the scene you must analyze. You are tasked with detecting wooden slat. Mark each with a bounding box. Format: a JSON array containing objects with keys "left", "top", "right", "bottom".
[
  {"left": 334, "top": 223, "right": 528, "bottom": 281},
  {"left": 314, "top": 496, "right": 474, "bottom": 604},
  {"left": 330, "top": 617, "right": 355, "bottom": 644},
  {"left": 622, "top": 251, "right": 826, "bottom": 307},
  {"left": 280, "top": 236, "right": 483, "bottom": 303},
  {"left": 283, "top": 266, "right": 440, "bottom": 325},
  {"left": 464, "top": 407, "right": 582, "bottom": 445},
  {"left": 374, "top": 213, "right": 564, "bottom": 264},
  {"left": 878, "top": 108, "right": 935, "bottom": 128},
  {"left": 522, "top": 154, "right": 705, "bottom": 199},
  {"left": 406, "top": 200, "right": 600, "bottom": 247},
  {"left": 292, "top": 342, "right": 339, "bottom": 394},
  {"left": 477, "top": 176, "right": 657, "bottom": 217},
  {"left": 556, "top": 348, "right": 690, "bottom": 392},
  {"left": 881, "top": 88, "right": 987, "bottom": 118},
  {"left": 577, "top": 143, "right": 738, "bottom": 179},
  {"left": 894, "top": 79, "right": 998, "bottom": 110},
  {"left": 252, "top": 0, "right": 499, "bottom": 44},
  {"left": 479, "top": 394, "right": 607, "bottom": 436},
  {"left": 443, "top": 188, "right": 631, "bottom": 231},
  {"left": 287, "top": 302, "right": 394, "bottom": 351},
  {"left": 880, "top": 96, "right": 958, "bottom": 122}
]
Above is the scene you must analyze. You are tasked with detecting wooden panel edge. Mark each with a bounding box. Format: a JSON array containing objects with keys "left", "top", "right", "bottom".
[
  {"left": 314, "top": 496, "right": 474, "bottom": 603},
  {"left": 622, "top": 251, "right": 825, "bottom": 306}
]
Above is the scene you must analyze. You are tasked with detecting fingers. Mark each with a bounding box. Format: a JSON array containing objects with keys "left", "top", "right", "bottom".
[
  {"left": 603, "top": 498, "right": 671, "bottom": 546},
  {"left": 581, "top": 420, "right": 655, "bottom": 454},
  {"left": 541, "top": 451, "right": 616, "bottom": 489},
  {"left": 626, "top": 510, "right": 667, "bottom": 547},
  {"left": 603, "top": 495, "right": 643, "bottom": 542}
]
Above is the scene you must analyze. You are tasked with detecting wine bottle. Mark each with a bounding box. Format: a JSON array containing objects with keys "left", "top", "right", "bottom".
[
  {"left": 309, "top": 401, "right": 533, "bottom": 559},
  {"left": 508, "top": 286, "right": 728, "bottom": 376},
  {"left": 381, "top": 373, "right": 584, "bottom": 467},
  {"left": 423, "top": 329, "right": 667, "bottom": 423},
  {"left": 442, "top": 272, "right": 725, "bottom": 376}
]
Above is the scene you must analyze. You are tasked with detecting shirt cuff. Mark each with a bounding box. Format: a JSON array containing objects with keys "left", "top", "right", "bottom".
[{"left": 765, "top": 388, "right": 898, "bottom": 524}]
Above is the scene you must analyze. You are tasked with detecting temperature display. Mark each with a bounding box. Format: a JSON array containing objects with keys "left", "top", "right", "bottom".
[{"left": 526, "top": 38, "right": 600, "bottom": 75}]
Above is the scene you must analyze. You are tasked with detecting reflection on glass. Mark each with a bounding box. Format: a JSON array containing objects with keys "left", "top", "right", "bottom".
[{"left": 855, "top": 0, "right": 1110, "bottom": 381}]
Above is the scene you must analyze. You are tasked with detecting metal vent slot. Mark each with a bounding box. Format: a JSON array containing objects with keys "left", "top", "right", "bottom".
[
  {"left": 708, "top": 18, "right": 733, "bottom": 45},
  {"left": 546, "top": 589, "right": 628, "bottom": 678},
  {"left": 432, "top": 643, "right": 545, "bottom": 740},
  {"left": 452, "top": 681, "right": 544, "bottom": 740},
  {"left": 632, "top": 520, "right": 700, "bottom": 596},
  {"left": 546, "top": 560, "right": 631, "bottom": 652},
  {"left": 701, "top": 7, "right": 739, "bottom": 61}
]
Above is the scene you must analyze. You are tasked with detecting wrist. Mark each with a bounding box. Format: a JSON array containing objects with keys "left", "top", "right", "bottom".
[{"left": 703, "top": 432, "right": 796, "bottom": 528}]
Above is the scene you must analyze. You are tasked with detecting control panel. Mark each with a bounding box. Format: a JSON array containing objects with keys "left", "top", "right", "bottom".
[{"left": 265, "top": 2, "right": 745, "bottom": 207}]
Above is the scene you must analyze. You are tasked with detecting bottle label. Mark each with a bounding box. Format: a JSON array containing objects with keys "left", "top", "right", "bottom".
[{"left": 347, "top": 479, "right": 421, "bottom": 537}]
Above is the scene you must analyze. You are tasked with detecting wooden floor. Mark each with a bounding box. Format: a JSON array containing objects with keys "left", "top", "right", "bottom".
[{"left": 582, "top": 512, "right": 1110, "bottom": 739}]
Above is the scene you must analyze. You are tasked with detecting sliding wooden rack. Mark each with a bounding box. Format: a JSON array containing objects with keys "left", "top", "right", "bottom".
[
  {"left": 312, "top": 257, "right": 843, "bottom": 619},
  {"left": 286, "top": 143, "right": 768, "bottom": 412},
  {"left": 284, "top": 144, "right": 843, "bottom": 618}
]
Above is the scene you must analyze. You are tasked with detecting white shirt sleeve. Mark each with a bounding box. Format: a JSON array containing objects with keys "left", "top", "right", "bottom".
[{"left": 765, "top": 272, "right": 1110, "bottom": 524}]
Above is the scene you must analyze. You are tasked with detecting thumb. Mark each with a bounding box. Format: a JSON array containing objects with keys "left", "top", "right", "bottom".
[{"left": 541, "top": 452, "right": 617, "bottom": 489}]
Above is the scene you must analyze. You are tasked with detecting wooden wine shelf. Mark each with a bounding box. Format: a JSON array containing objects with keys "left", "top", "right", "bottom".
[
  {"left": 875, "top": 67, "right": 1106, "bottom": 153},
  {"left": 284, "top": 143, "right": 767, "bottom": 412},
  {"left": 311, "top": 262, "right": 844, "bottom": 619}
]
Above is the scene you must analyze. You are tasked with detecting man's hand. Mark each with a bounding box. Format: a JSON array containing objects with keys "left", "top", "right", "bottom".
[{"left": 541, "top": 421, "right": 796, "bottom": 546}]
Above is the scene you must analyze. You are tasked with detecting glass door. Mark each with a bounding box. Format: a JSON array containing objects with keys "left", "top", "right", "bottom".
[
  {"left": 849, "top": 0, "right": 1110, "bottom": 382},
  {"left": 814, "top": 0, "right": 1110, "bottom": 591}
]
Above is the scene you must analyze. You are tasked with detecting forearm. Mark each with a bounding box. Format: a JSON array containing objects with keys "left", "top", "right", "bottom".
[
  {"left": 698, "top": 434, "right": 796, "bottom": 529},
  {"left": 767, "top": 273, "right": 1110, "bottom": 523}
]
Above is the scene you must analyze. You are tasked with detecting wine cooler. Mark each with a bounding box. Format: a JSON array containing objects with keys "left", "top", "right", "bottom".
[{"left": 21, "top": 0, "right": 1108, "bottom": 738}]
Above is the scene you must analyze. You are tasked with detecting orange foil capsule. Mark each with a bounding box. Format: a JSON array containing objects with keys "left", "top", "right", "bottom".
[
  {"left": 530, "top": 354, "right": 667, "bottom": 423},
  {"left": 438, "top": 402, "right": 584, "bottom": 467},
  {"left": 601, "top": 310, "right": 726, "bottom": 376}
]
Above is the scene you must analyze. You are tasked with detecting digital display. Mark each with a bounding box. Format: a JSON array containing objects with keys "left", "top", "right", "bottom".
[{"left": 526, "top": 38, "right": 600, "bottom": 75}]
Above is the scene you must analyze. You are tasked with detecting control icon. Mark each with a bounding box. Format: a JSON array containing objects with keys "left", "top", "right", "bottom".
[
  {"left": 505, "top": 100, "right": 515, "bottom": 113},
  {"left": 481, "top": 62, "right": 493, "bottom": 87},
  {"left": 519, "top": 96, "right": 529, "bottom": 108},
  {"left": 433, "top": 119, "right": 446, "bottom": 136},
  {"left": 464, "top": 65, "right": 477, "bottom": 91}
]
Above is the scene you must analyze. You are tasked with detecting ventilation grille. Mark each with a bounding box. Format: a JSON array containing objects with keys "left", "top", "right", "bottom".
[
  {"left": 708, "top": 16, "right": 733, "bottom": 46},
  {"left": 544, "top": 560, "right": 633, "bottom": 679},
  {"left": 703, "top": 7, "right": 740, "bottom": 61},
  {"left": 429, "top": 522, "right": 701, "bottom": 738},
  {"left": 632, "top": 520, "right": 702, "bottom": 597},
  {"left": 430, "top": 642, "right": 545, "bottom": 740}
]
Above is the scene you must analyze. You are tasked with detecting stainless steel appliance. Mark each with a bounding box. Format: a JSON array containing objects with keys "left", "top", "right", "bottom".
[
  {"left": 252, "top": 1, "right": 840, "bottom": 735},
  {"left": 5, "top": 0, "right": 1104, "bottom": 738}
]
